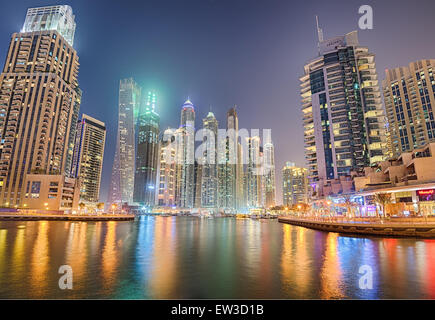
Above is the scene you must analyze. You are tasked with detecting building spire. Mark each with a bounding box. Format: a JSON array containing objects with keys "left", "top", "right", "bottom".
[
  {"left": 316, "top": 15, "right": 323, "bottom": 43},
  {"left": 316, "top": 15, "right": 324, "bottom": 55}
]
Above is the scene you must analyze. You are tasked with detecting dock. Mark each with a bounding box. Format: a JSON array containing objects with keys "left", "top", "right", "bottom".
[
  {"left": 278, "top": 216, "right": 435, "bottom": 238},
  {"left": 0, "top": 214, "right": 135, "bottom": 222}
]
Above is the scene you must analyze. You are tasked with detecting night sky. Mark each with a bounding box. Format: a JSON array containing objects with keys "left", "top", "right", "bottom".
[{"left": 1, "top": 0, "right": 435, "bottom": 204}]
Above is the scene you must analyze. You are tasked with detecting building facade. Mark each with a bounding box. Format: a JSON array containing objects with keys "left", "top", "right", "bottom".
[
  {"left": 22, "top": 5, "right": 76, "bottom": 46},
  {"left": 0, "top": 5, "right": 81, "bottom": 210},
  {"left": 245, "top": 136, "right": 262, "bottom": 208},
  {"left": 263, "top": 142, "right": 276, "bottom": 208},
  {"left": 383, "top": 59, "right": 435, "bottom": 156},
  {"left": 175, "top": 99, "right": 195, "bottom": 208},
  {"left": 300, "top": 30, "right": 387, "bottom": 185},
  {"left": 352, "top": 143, "right": 435, "bottom": 217},
  {"left": 200, "top": 111, "right": 218, "bottom": 208},
  {"left": 157, "top": 128, "right": 176, "bottom": 207},
  {"left": 282, "top": 162, "right": 308, "bottom": 207},
  {"left": 133, "top": 91, "right": 159, "bottom": 207},
  {"left": 218, "top": 107, "right": 239, "bottom": 211},
  {"left": 71, "top": 114, "right": 106, "bottom": 203},
  {"left": 108, "top": 78, "right": 141, "bottom": 206}
]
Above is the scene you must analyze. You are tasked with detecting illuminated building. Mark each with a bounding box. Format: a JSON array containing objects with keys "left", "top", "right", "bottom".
[
  {"left": 200, "top": 111, "right": 218, "bottom": 208},
  {"left": 245, "top": 136, "right": 262, "bottom": 208},
  {"left": 282, "top": 162, "right": 308, "bottom": 206},
  {"left": 263, "top": 141, "right": 276, "bottom": 208},
  {"left": 71, "top": 114, "right": 106, "bottom": 203},
  {"left": 0, "top": 5, "right": 81, "bottom": 210},
  {"left": 157, "top": 129, "right": 176, "bottom": 207},
  {"left": 383, "top": 59, "right": 435, "bottom": 156},
  {"left": 108, "top": 78, "right": 141, "bottom": 206},
  {"left": 22, "top": 5, "right": 76, "bottom": 46},
  {"left": 133, "top": 91, "right": 159, "bottom": 207},
  {"left": 352, "top": 143, "right": 435, "bottom": 216},
  {"left": 175, "top": 99, "right": 195, "bottom": 208},
  {"left": 300, "top": 28, "right": 387, "bottom": 185},
  {"left": 217, "top": 107, "right": 239, "bottom": 211}
]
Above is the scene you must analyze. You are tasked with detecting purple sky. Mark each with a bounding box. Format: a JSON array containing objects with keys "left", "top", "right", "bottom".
[{"left": 1, "top": 0, "right": 434, "bottom": 204}]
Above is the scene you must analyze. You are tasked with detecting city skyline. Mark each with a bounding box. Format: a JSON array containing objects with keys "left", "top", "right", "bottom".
[
  {"left": 2, "top": 0, "right": 435, "bottom": 303},
  {"left": 2, "top": 1, "right": 435, "bottom": 205}
]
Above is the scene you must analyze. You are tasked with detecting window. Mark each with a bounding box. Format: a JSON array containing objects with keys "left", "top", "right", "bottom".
[{"left": 30, "top": 181, "right": 41, "bottom": 198}]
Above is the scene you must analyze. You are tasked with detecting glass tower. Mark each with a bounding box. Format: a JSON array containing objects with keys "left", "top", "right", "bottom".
[
  {"left": 108, "top": 78, "right": 141, "bottom": 207},
  {"left": 201, "top": 111, "right": 218, "bottom": 208},
  {"left": 133, "top": 91, "right": 160, "bottom": 207},
  {"left": 22, "top": 5, "right": 76, "bottom": 46}
]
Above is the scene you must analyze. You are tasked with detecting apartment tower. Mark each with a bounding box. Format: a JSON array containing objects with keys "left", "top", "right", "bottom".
[
  {"left": 300, "top": 29, "right": 387, "bottom": 185},
  {"left": 71, "top": 114, "right": 106, "bottom": 203},
  {"left": 383, "top": 59, "right": 435, "bottom": 156},
  {"left": 0, "top": 5, "right": 81, "bottom": 209}
]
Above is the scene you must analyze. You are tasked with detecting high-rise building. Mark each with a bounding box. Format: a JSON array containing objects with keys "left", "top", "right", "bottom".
[
  {"left": 194, "top": 160, "right": 202, "bottom": 209},
  {"left": 236, "top": 142, "right": 245, "bottom": 209},
  {"left": 300, "top": 29, "right": 387, "bottom": 184},
  {"left": 383, "top": 59, "right": 435, "bottom": 156},
  {"left": 0, "top": 5, "right": 81, "bottom": 210},
  {"left": 201, "top": 111, "right": 218, "bottom": 208},
  {"left": 282, "top": 162, "right": 308, "bottom": 207},
  {"left": 157, "top": 129, "right": 176, "bottom": 207},
  {"left": 263, "top": 142, "right": 276, "bottom": 208},
  {"left": 71, "top": 114, "right": 106, "bottom": 203},
  {"left": 133, "top": 91, "right": 159, "bottom": 207},
  {"left": 175, "top": 99, "right": 195, "bottom": 208},
  {"left": 245, "top": 136, "right": 262, "bottom": 208},
  {"left": 218, "top": 107, "right": 239, "bottom": 211},
  {"left": 108, "top": 78, "right": 141, "bottom": 206}
]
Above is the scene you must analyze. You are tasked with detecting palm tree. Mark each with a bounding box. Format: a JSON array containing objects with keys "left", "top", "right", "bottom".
[
  {"left": 342, "top": 194, "right": 355, "bottom": 219},
  {"left": 373, "top": 193, "right": 391, "bottom": 219},
  {"left": 78, "top": 202, "right": 85, "bottom": 215}
]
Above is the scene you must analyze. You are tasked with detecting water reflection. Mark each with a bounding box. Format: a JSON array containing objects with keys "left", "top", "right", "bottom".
[{"left": 0, "top": 218, "right": 434, "bottom": 298}]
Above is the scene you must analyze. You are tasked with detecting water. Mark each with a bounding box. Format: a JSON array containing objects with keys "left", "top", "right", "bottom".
[{"left": 0, "top": 216, "right": 434, "bottom": 299}]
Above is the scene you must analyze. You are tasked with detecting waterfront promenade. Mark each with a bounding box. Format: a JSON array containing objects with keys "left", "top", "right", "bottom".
[
  {"left": 278, "top": 216, "right": 435, "bottom": 238},
  {"left": 0, "top": 212, "right": 135, "bottom": 221}
]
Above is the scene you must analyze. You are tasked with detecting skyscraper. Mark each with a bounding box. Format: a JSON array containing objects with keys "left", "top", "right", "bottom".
[
  {"left": 194, "top": 160, "right": 202, "bottom": 209},
  {"left": 201, "top": 111, "right": 218, "bottom": 208},
  {"left": 133, "top": 91, "right": 159, "bottom": 207},
  {"left": 263, "top": 141, "right": 276, "bottom": 208},
  {"left": 175, "top": 99, "right": 195, "bottom": 208},
  {"left": 300, "top": 29, "right": 387, "bottom": 185},
  {"left": 245, "top": 136, "right": 261, "bottom": 208},
  {"left": 282, "top": 162, "right": 308, "bottom": 207},
  {"left": 218, "top": 107, "right": 239, "bottom": 211},
  {"left": 157, "top": 128, "right": 176, "bottom": 207},
  {"left": 383, "top": 59, "right": 435, "bottom": 156},
  {"left": 0, "top": 5, "right": 81, "bottom": 210},
  {"left": 108, "top": 78, "right": 141, "bottom": 206},
  {"left": 71, "top": 114, "right": 106, "bottom": 203}
]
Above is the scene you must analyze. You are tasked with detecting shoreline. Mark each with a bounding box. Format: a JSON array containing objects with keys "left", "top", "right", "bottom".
[
  {"left": 0, "top": 214, "right": 135, "bottom": 222},
  {"left": 278, "top": 216, "right": 435, "bottom": 238}
]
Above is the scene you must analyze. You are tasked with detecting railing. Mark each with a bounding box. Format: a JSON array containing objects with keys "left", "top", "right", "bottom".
[{"left": 280, "top": 214, "right": 435, "bottom": 225}]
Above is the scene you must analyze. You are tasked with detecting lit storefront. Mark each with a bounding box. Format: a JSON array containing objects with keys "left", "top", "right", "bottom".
[{"left": 417, "top": 189, "right": 435, "bottom": 216}]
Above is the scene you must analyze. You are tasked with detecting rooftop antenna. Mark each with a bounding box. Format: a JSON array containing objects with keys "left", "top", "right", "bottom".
[{"left": 316, "top": 15, "right": 323, "bottom": 54}]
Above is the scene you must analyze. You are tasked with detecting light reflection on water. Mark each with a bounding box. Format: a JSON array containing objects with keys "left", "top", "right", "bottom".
[{"left": 0, "top": 216, "right": 434, "bottom": 299}]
